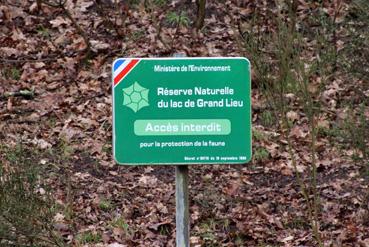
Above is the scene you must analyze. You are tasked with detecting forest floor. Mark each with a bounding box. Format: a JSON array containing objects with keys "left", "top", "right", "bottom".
[{"left": 0, "top": 0, "right": 368, "bottom": 246}]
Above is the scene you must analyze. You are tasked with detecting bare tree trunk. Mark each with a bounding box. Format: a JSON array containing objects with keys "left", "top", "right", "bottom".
[
  {"left": 195, "top": 0, "right": 206, "bottom": 30},
  {"left": 36, "top": 0, "right": 42, "bottom": 12}
]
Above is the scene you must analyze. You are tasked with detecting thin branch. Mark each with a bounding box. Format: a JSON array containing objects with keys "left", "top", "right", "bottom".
[
  {"left": 0, "top": 57, "right": 58, "bottom": 64},
  {"left": 0, "top": 90, "right": 35, "bottom": 101},
  {"left": 60, "top": 4, "right": 91, "bottom": 53},
  {"left": 41, "top": 0, "right": 91, "bottom": 55},
  {"left": 94, "top": 0, "right": 125, "bottom": 38}
]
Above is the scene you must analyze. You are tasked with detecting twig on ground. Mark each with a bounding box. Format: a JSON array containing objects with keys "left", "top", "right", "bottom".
[
  {"left": 0, "top": 90, "right": 35, "bottom": 101},
  {"left": 0, "top": 57, "right": 58, "bottom": 64}
]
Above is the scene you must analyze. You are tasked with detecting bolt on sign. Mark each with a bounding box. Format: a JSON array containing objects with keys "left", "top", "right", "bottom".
[{"left": 112, "top": 57, "right": 251, "bottom": 165}]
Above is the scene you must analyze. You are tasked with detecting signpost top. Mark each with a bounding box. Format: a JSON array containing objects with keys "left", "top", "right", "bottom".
[{"left": 112, "top": 57, "right": 251, "bottom": 165}]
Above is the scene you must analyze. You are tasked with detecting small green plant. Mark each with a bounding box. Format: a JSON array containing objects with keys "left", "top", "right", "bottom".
[
  {"left": 198, "top": 219, "right": 219, "bottom": 246},
  {"left": 76, "top": 231, "right": 102, "bottom": 244},
  {"left": 260, "top": 110, "right": 276, "bottom": 127},
  {"left": 98, "top": 199, "right": 112, "bottom": 211},
  {"left": 102, "top": 142, "right": 112, "bottom": 154},
  {"left": 47, "top": 116, "right": 58, "bottom": 129},
  {"left": 3, "top": 67, "right": 21, "bottom": 80},
  {"left": 111, "top": 216, "right": 129, "bottom": 231},
  {"left": 235, "top": 235, "right": 244, "bottom": 246},
  {"left": 37, "top": 25, "right": 51, "bottom": 38},
  {"left": 196, "top": 218, "right": 234, "bottom": 246},
  {"left": 166, "top": 11, "right": 189, "bottom": 27},
  {"left": 153, "top": 0, "right": 167, "bottom": 6},
  {"left": 317, "top": 125, "right": 342, "bottom": 140},
  {"left": 253, "top": 129, "right": 267, "bottom": 141},
  {"left": 284, "top": 216, "right": 310, "bottom": 230},
  {"left": 130, "top": 30, "right": 145, "bottom": 41},
  {"left": 109, "top": 216, "right": 135, "bottom": 238},
  {"left": 56, "top": 136, "right": 74, "bottom": 161},
  {"left": 11, "top": 68, "right": 20, "bottom": 80},
  {"left": 253, "top": 147, "right": 269, "bottom": 162},
  {"left": 127, "top": 0, "right": 140, "bottom": 6},
  {"left": 158, "top": 224, "right": 170, "bottom": 236}
]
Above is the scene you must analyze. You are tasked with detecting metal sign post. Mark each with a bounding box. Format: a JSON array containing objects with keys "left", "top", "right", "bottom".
[
  {"left": 173, "top": 53, "right": 190, "bottom": 247},
  {"left": 175, "top": 165, "right": 189, "bottom": 247}
]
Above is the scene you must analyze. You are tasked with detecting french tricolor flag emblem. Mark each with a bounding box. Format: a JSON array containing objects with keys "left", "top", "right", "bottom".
[{"left": 113, "top": 58, "right": 140, "bottom": 87}]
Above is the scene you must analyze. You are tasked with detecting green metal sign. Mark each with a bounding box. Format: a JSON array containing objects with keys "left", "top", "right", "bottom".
[{"left": 112, "top": 58, "right": 251, "bottom": 165}]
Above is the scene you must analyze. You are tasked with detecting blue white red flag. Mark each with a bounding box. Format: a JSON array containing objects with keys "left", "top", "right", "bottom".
[{"left": 113, "top": 58, "right": 140, "bottom": 87}]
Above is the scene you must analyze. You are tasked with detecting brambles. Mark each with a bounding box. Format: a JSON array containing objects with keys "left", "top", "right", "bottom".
[
  {"left": 339, "top": 0, "right": 369, "bottom": 81},
  {"left": 241, "top": 0, "right": 369, "bottom": 245},
  {"left": 342, "top": 104, "right": 369, "bottom": 176},
  {"left": 242, "top": 2, "right": 332, "bottom": 245},
  {"left": 0, "top": 145, "right": 63, "bottom": 247}
]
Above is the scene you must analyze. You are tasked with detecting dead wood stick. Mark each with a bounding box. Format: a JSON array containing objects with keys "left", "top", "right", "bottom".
[
  {"left": 0, "top": 57, "right": 58, "bottom": 64},
  {"left": 0, "top": 90, "right": 35, "bottom": 100}
]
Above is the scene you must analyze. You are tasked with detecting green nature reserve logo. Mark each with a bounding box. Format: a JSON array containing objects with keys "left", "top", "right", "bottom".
[{"left": 122, "top": 82, "right": 149, "bottom": 112}]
